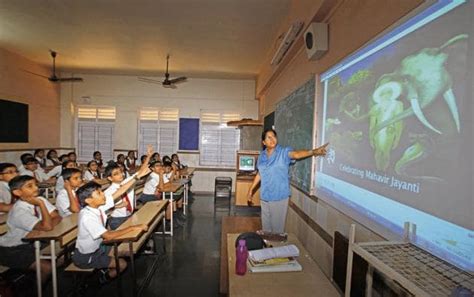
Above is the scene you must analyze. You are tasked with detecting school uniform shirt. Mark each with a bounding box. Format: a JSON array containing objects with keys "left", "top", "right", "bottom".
[
  {"left": 143, "top": 172, "right": 162, "bottom": 195},
  {"left": 163, "top": 172, "right": 172, "bottom": 183},
  {"left": 46, "top": 165, "right": 62, "bottom": 179},
  {"left": 75, "top": 206, "right": 107, "bottom": 254},
  {"left": 56, "top": 188, "right": 79, "bottom": 218},
  {"left": 0, "top": 181, "right": 12, "bottom": 214},
  {"left": 104, "top": 175, "right": 136, "bottom": 218},
  {"left": 55, "top": 176, "right": 64, "bottom": 193},
  {"left": 83, "top": 170, "right": 99, "bottom": 182},
  {"left": 125, "top": 157, "right": 136, "bottom": 171},
  {"left": 35, "top": 157, "right": 47, "bottom": 168},
  {"left": 19, "top": 167, "right": 50, "bottom": 182},
  {"left": 0, "top": 197, "right": 56, "bottom": 247},
  {"left": 46, "top": 158, "right": 61, "bottom": 167}
]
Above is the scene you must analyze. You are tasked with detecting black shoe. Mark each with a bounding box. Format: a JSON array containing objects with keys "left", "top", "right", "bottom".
[{"left": 98, "top": 269, "right": 111, "bottom": 285}]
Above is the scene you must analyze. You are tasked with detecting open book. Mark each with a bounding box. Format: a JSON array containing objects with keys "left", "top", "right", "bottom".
[{"left": 248, "top": 244, "right": 300, "bottom": 262}]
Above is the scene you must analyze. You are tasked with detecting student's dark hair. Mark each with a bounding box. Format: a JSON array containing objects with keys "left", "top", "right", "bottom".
[
  {"left": 151, "top": 153, "right": 160, "bottom": 160},
  {"left": 46, "top": 149, "right": 57, "bottom": 160},
  {"left": 171, "top": 154, "right": 178, "bottom": 159},
  {"left": 34, "top": 149, "right": 44, "bottom": 156},
  {"left": 140, "top": 155, "right": 147, "bottom": 163},
  {"left": 61, "top": 168, "right": 82, "bottom": 181},
  {"left": 162, "top": 155, "right": 171, "bottom": 163},
  {"left": 87, "top": 160, "right": 97, "bottom": 168},
  {"left": 104, "top": 162, "right": 121, "bottom": 178},
  {"left": 76, "top": 181, "right": 101, "bottom": 207},
  {"left": 149, "top": 160, "right": 162, "bottom": 168},
  {"left": 58, "top": 154, "right": 68, "bottom": 162},
  {"left": 163, "top": 160, "right": 172, "bottom": 167},
  {"left": 261, "top": 128, "right": 277, "bottom": 141},
  {"left": 9, "top": 175, "right": 35, "bottom": 191},
  {"left": 93, "top": 151, "right": 101, "bottom": 158},
  {"left": 127, "top": 150, "right": 136, "bottom": 157},
  {"left": 117, "top": 154, "right": 125, "bottom": 161},
  {"left": 0, "top": 163, "right": 17, "bottom": 173},
  {"left": 68, "top": 151, "right": 76, "bottom": 157},
  {"left": 23, "top": 156, "right": 38, "bottom": 165},
  {"left": 62, "top": 160, "right": 75, "bottom": 170},
  {"left": 20, "top": 153, "right": 34, "bottom": 164}
]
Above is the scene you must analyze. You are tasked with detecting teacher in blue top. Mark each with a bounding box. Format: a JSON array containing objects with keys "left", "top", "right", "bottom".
[{"left": 247, "top": 129, "right": 328, "bottom": 234}]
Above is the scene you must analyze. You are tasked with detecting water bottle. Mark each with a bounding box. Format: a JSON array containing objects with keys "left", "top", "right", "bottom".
[{"left": 235, "top": 239, "right": 248, "bottom": 276}]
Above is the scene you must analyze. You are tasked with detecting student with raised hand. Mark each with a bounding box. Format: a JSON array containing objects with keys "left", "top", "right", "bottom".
[
  {"left": 103, "top": 146, "right": 153, "bottom": 230},
  {"left": 0, "top": 163, "right": 19, "bottom": 213},
  {"left": 72, "top": 181, "right": 148, "bottom": 284},
  {"left": 0, "top": 175, "right": 61, "bottom": 282},
  {"left": 46, "top": 149, "right": 61, "bottom": 167},
  {"left": 84, "top": 160, "right": 102, "bottom": 182},
  {"left": 56, "top": 168, "right": 83, "bottom": 218},
  {"left": 138, "top": 160, "right": 165, "bottom": 204}
]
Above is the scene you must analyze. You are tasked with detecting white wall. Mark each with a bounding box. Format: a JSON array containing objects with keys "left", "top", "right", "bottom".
[{"left": 60, "top": 74, "right": 257, "bottom": 192}]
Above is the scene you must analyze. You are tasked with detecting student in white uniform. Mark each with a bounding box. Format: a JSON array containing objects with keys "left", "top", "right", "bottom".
[
  {"left": 34, "top": 149, "right": 47, "bottom": 168},
  {"left": 19, "top": 157, "right": 55, "bottom": 183},
  {"left": 45, "top": 149, "right": 61, "bottom": 167},
  {"left": 83, "top": 160, "right": 101, "bottom": 182},
  {"left": 55, "top": 160, "right": 77, "bottom": 193},
  {"left": 55, "top": 168, "right": 82, "bottom": 218},
  {"left": 0, "top": 176, "right": 61, "bottom": 281},
  {"left": 72, "top": 181, "right": 148, "bottom": 283},
  {"left": 0, "top": 163, "right": 19, "bottom": 213},
  {"left": 104, "top": 147, "right": 153, "bottom": 230}
]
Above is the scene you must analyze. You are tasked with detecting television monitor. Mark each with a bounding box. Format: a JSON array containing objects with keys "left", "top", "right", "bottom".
[{"left": 239, "top": 155, "right": 256, "bottom": 172}]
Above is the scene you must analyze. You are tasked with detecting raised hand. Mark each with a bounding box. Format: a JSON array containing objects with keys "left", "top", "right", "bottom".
[{"left": 313, "top": 142, "right": 329, "bottom": 156}]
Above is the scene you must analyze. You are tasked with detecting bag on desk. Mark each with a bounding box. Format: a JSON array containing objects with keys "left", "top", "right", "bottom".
[{"left": 235, "top": 232, "right": 266, "bottom": 251}]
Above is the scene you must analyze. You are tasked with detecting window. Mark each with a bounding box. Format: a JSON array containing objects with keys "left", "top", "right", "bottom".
[
  {"left": 200, "top": 111, "right": 240, "bottom": 167},
  {"left": 76, "top": 106, "right": 115, "bottom": 162},
  {"left": 138, "top": 108, "right": 179, "bottom": 156}
]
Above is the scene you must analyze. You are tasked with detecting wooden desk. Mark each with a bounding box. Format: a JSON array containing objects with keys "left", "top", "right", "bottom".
[
  {"left": 179, "top": 167, "right": 195, "bottom": 178},
  {"left": 220, "top": 216, "right": 261, "bottom": 295},
  {"left": 24, "top": 213, "right": 78, "bottom": 297},
  {"left": 105, "top": 200, "right": 168, "bottom": 297},
  {"left": 0, "top": 213, "right": 7, "bottom": 235},
  {"left": 227, "top": 233, "right": 340, "bottom": 297}
]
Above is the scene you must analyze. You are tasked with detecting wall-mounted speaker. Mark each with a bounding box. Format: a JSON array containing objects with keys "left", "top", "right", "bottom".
[{"left": 304, "top": 23, "right": 328, "bottom": 60}]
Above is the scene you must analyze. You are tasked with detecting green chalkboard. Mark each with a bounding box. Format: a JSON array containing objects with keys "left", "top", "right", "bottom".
[{"left": 275, "top": 78, "right": 315, "bottom": 192}]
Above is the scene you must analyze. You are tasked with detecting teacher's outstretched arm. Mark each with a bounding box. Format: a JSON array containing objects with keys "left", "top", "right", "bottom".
[
  {"left": 246, "top": 172, "right": 261, "bottom": 206},
  {"left": 289, "top": 142, "right": 329, "bottom": 160}
]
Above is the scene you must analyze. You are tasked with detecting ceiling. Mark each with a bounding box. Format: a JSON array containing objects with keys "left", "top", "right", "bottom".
[{"left": 0, "top": 0, "right": 290, "bottom": 79}]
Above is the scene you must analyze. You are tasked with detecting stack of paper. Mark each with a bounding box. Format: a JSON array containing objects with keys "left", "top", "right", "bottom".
[{"left": 247, "top": 245, "right": 302, "bottom": 273}]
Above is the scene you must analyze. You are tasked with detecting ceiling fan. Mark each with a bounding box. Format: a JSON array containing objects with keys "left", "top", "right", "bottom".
[
  {"left": 23, "top": 50, "right": 83, "bottom": 83},
  {"left": 138, "top": 54, "right": 187, "bottom": 89}
]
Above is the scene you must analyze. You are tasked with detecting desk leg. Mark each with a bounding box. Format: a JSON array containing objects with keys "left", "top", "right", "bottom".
[
  {"left": 183, "top": 183, "right": 188, "bottom": 215},
  {"left": 170, "top": 193, "right": 174, "bottom": 237},
  {"left": 345, "top": 224, "right": 356, "bottom": 297},
  {"left": 129, "top": 242, "right": 136, "bottom": 297},
  {"left": 162, "top": 216, "right": 166, "bottom": 253},
  {"left": 114, "top": 243, "right": 122, "bottom": 297},
  {"left": 35, "top": 240, "right": 42, "bottom": 297},
  {"left": 365, "top": 265, "right": 373, "bottom": 297},
  {"left": 50, "top": 239, "right": 58, "bottom": 297}
]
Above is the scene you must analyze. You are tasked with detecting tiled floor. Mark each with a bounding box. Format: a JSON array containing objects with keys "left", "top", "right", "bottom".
[{"left": 4, "top": 194, "right": 260, "bottom": 297}]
